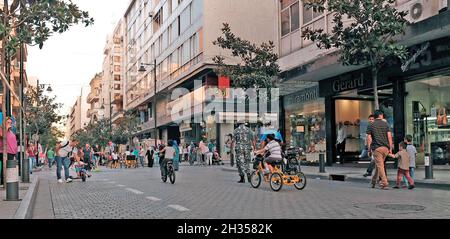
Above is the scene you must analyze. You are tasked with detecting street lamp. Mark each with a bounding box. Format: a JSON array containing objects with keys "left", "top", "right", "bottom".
[{"left": 138, "top": 59, "right": 157, "bottom": 149}]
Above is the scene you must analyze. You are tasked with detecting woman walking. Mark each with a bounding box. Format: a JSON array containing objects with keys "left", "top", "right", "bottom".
[
  {"left": 0, "top": 117, "right": 18, "bottom": 187},
  {"left": 173, "top": 140, "right": 180, "bottom": 171}
]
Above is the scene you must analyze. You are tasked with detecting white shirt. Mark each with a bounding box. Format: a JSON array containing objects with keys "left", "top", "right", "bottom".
[
  {"left": 265, "top": 140, "right": 282, "bottom": 159},
  {"left": 337, "top": 126, "right": 347, "bottom": 144},
  {"left": 58, "top": 140, "right": 74, "bottom": 157}
]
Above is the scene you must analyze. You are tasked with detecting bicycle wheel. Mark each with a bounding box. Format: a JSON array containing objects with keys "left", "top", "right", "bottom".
[
  {"left": 81, "top": 173, "right": 86, "bottom": 182},
  {"left": 294, "top": 172, "right": 307, "bottom": 190},
  {"left": 270, "top": 172, "right": 283, "bottom": 192},
  {"left": 169, "top": 166, "right": 176, "bottom": 184},
  {"left": 162, "top": 175, "right": 167, "bottom": 183},
  {"left": 250, "top": 171, "right": 261, "bottom": 188}
]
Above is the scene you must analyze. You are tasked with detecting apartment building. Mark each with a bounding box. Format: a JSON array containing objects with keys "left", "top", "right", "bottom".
[
  {"left": 101, "top": 20, "right": 125, "bottom": 127},
  {"left": 123, "top": 0, "right": 278, "bottom": 151},
  {"left": 87, "top": 73, "right": 103, "bottom": 123},
  {"left": 277, "top": 0, "right": 450, "bottom": 167},
  {"left": 68, "top": 88, "right": 90, "bottom": 137}
]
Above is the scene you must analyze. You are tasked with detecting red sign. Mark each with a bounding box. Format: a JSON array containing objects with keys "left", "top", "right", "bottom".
[{"left": 218, "top": 76, "right": 231, "bottom": 90}]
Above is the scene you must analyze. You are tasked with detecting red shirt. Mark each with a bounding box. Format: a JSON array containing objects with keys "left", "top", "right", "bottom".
[{"left": 0, "top": 130, "right": 18, "bottom": 154}]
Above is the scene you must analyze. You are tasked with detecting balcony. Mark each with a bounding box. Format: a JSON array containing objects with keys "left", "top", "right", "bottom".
[
  {"left": 87, "top": 92, "right": 100, "bottom": 103},
  {"left": 112, "top": 94, "right": 124, "bottom": 105},
  {"left": 112, "top": 111, "right": 125, "bottom": 124},
  {"left": 87, "top": 108, "right": 99, "bottom": 118}
]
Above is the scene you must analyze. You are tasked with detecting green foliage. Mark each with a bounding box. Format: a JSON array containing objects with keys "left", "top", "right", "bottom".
[
  {"left": 73, "top": 110, "right": 141, "bottom": 147},
  {"left": 302, "top": 0, "right": 409, "bottom": 109},
  {"left": 24, "top": 84, "right": 63, "bottom": 140},
  {"left": 0, "top": 0, "right": 94, "bottom": 56},
  {"left": 213, "top": 23, "right": 280, "bottom": 90}
]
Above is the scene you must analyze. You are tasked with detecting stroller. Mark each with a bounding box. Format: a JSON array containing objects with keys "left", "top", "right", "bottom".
[
  {"left": 73, "top": 161, "right": 89, "bottom": 182},
  {"left": 212, "top": 150, "right": 224, "bottom": 165}
]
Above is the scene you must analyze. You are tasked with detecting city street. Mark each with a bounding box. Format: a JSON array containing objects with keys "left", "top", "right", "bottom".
[{"left": 31, "top": 165, "right": 450, "bottom": 219}]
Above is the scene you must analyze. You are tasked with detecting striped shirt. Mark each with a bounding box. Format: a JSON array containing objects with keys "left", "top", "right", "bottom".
[
  {"left": 265, "top": 140, "right": 282, "bottom": 159},
  {"left": 366, "top": 119, "right": 391, "bottom": 150}
]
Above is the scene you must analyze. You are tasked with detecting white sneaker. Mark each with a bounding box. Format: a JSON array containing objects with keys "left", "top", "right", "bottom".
[
  {"left": 66, "top": 178, "right": 73, "bottom": 183},
  {"left": 57, "top": 179, "right": 63, "bottom": 183}
]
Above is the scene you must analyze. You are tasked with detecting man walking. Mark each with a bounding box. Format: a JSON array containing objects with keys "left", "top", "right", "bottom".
[
  {"left": 232, "top": 121, "right": 256, "bottom": 183},
  {"left": 55, "top": 139, "right": 79, "bottom": 183},
  {"left": 367, "top": 110, "right": 393, "bottom": 190}
]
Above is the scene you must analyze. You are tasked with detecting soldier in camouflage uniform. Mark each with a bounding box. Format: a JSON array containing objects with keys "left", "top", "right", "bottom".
[{"left": 232, "top": 122, "right": 256, "bottom": 183}]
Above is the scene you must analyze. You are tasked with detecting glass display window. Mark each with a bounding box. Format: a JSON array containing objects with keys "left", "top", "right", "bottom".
[{"left": 405, "top": 75, "right": 450, "bottom": 166}]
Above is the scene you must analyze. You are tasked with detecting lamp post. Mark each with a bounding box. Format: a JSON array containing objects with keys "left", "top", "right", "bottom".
[{"left": 139, "top": 59, "right": 157, "bottom": 149}]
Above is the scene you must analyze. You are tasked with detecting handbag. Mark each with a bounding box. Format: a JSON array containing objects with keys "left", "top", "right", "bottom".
[{"left": 437, "top": 108, "right": 448, "bottom": 126}]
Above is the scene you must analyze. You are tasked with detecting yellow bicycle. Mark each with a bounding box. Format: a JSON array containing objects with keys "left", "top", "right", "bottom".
[{"left": 250, "top": 153, "right": 307, "bottom": 192}]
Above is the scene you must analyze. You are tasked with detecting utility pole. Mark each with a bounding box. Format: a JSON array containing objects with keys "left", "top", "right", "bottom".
[{"left": 154, "top": 59, "right": 157, "bottom": 150}]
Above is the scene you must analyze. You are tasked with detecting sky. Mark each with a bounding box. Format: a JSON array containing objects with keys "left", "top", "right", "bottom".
[{"left": 26, "top": 0, "right": 131, "bottom": 116}]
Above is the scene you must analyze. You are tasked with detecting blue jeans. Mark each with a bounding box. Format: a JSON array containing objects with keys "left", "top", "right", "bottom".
[
  {"left": 29, "top": 157, "right": 36, "bottom": 172},
  {"left": 56, "top": 156, "right": 71, "bottom": 180},
  {"left": 403, "top": 167, "right": 415, "bottom": 186},
  {"left": 48, "top": 157, "right": 55, "bottom": 168}
]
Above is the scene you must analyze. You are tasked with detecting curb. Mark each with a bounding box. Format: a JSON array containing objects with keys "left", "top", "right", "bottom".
[
  {"left": 14, "top": 175, "right": 39, "bottom": 219},
  {"left": 221, "top": 167, "right": 450, "bottom": 190}
]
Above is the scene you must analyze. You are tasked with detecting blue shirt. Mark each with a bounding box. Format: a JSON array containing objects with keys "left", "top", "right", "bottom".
[{"left": 260, "top": 129, "right": 283, "bottom": 143}]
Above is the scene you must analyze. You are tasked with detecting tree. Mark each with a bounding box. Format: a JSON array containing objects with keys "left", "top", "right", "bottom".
[
  {"left": 212, "top": 23, "right": 280, "bottom": 90},
  {"left": 112, "top": 110, "right": 141, "bottom": 146},
  {"left": 302, "top": 0, "right": 409, "bottom": 110},
  {"left": 24, "top": 85, "right": 63, "bottom": 139}
]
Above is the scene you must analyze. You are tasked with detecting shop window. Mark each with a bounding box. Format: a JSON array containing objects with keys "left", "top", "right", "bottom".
[
  {"left": 405, "top": 76, "right": 450, "bottom": 166},
  {"left": 285, "top": 99, "right": 326, "bottom": 162}
]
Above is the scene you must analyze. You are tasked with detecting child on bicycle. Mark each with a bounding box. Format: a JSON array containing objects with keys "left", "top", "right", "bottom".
[
  {"left": 73, "top": 149, "right": 91, "bottom": 179},
  {"left": 160, "top": 141, "right": 175, "bottom": 180},
  {"left": 254, "top": 134, "right": 283, "bottom": 175}
]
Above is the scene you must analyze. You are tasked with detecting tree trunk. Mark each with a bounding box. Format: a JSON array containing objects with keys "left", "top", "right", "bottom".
[{"left": 372, "top": 67, "right": 380, "bottom": 110}]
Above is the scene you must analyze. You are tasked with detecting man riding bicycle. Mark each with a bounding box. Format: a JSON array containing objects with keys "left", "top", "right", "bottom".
[
  {"left": 160, "top": 141, "right": 175, "bottom": 181},
  {"left": 254, "top": 134, "right": 283, "bottom": 175}
]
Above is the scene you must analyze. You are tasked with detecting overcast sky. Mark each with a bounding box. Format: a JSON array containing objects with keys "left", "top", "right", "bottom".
[{"left": 27, "top": 0, "right": 130, "bottom": 116}]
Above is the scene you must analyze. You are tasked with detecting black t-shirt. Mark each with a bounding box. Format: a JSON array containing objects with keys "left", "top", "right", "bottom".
[{"left": 366, "top": 119, "right": 391, "bottom": 150}]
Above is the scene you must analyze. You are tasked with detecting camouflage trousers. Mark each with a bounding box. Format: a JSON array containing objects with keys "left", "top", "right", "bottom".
[{"left": 235, "top": 149, "right": 252, "bottom": 177}]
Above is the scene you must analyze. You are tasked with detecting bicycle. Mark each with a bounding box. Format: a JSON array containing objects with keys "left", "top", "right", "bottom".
[
  {"left": 162, "top": 159, "right": 176, "bottom": 184},
  {"left": 250, "top": 152, "right": 307, "bottom": 192}
]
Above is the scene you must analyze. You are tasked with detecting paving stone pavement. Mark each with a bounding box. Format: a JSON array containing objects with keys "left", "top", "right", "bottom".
[{"left": 32, "top": 165, "right": 450, "bottom": 219}]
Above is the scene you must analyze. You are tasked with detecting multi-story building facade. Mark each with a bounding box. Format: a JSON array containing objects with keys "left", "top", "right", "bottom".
[
  {"left": 277, "top": 0, "right": 450, "bottom": 168},
  {"left": 87, "top": 73, "right": 103, "bottom": 123},
  {"left": 68, "top": 88, "right": 90, "bottom": 137},
  {"left": 123, "top": 0, "right": 278, "bottom": 153},
  {"left": 101, "top": 20, "right": 125, "bottom": 127}
]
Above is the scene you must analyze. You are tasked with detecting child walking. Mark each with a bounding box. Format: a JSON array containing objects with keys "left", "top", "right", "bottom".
[
  {"left": 389, "top": 142, "right": 415, "bottom": 190},
  {"left": 403, "top": 135, "right": 417, "bottom": 187}
]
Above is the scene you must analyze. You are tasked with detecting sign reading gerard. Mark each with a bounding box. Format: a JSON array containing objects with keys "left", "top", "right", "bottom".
[
  {"left": 332, "top": 73, "right": 365, "bottom": 93},
  {"left": 284, "top": 86, "right": 319, "bottom": 107}
]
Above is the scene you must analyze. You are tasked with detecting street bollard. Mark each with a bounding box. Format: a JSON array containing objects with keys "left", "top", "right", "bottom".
[
  {"left": 22, "top": 155, "right": 30, "bottom": 183},
  {"left": 424, "top": 153, "right": 434, "bottom": 180},
  {"left": 5, "top": 160, "right": 20, "bottom": 201},
  {"left": 319, "top": 154, "right": 326, "bottom": 173}
]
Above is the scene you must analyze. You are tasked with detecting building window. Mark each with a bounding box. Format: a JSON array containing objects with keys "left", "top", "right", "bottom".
[
  {"left": 162, "top": 30, "right": 168, "bottom": 51},
  {"left": 192, "top": 0, "right": 202, "bottom": 21},
  {"left": 280, "top": 0, "right": 299, "bottom": 37},
  {"left": 302, "top": 2, "right": 323, "bottom": 25},
  {"left": 114, "top": 65, "right": 121, "bottom": 72},
  {"left": 170, "top": 19, "right": 179, "bottom": 43},
  {"left": 180, "top": 4, "right": 191, "bottom": 34},
  {"left": 114, "top": 56, "right": 121, "bottom": 63},
  {"left": 181, "top": 42, "right": 190, "bottom": 65},
  {"left": 114, "top": 75, "right": 121, "bottom": 81}
]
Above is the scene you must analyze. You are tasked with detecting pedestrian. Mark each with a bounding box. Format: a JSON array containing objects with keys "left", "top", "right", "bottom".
[
  {"left": 55, "top": 139, "right": 79, "bottom": 183},
  {"left": 0, "top": 117, "right": 18, "bottom": 187},
  {"left": 27, "top": 144, "right": 36, "bottom": 174},
  {"left": 225, "top": 134, "right": 233, "bottom": 167},
  {"left": 232, "top": 120, "right": 256, "bottom": 183},
  {"left": 173, "top": 140, "right": 180, "bottom": 171},
  {"left": 336, "top": 122, "right": 347, "bottom": 164},
  {"left": 47, "top": 147, "right": 55, "bottom": 169},
  {"left": 367, "top": 110, "right": 393, "bottom": 190},
  {"left": 199, "top": 140, "right": 208, "bottom": 166},
  {"left": 183, "top": 144, "right": 189, "bottom": 162},
  {"left": 259, "top": 121, "right": 284, "bottom": 148},
  {"left": 403, "top": 135, "right": 417, "bottom": 187},
  {"left": 137, "top": 146, "right": 145, "bottom": 167},
  {"left": 389, "top": 142, "right": 415, "bottom": 189},
  {"left": 207, "top": 140, "right": 215, "bottom": 166},
  {"left": 362, "top": 115, "right": 376, "bottom": 177},
  {"left": 146, "top": 146, "right": 154, "bottom": 167},
  {"left": 92, "top": 144, "right": 101, "bottom": 170},
  {"left": 82, "top": 144, "right": 93, "bottom": 172}
]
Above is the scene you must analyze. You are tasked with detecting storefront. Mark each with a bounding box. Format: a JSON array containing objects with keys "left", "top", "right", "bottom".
[
  {"left": 319, "top": 69, "right": 394, "bottom": 165},
  {"left": 283, "top": 86, "right": 327, "bottom": 162}
]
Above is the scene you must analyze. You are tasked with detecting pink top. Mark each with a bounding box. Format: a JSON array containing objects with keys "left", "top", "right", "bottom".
[{"left": 0, "top": 130, "right": 18, "bottom": 154}]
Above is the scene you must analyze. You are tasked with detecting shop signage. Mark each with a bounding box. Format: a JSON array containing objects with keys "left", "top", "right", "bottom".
[
  {"left": 332, "top": 73, "right": 365, "bottom": 93},
  {"left": 401, "top": 42, "right": 431, "bottom": 72},
  {"left": 284, "top": 86, "right": 319, "bottom": 107}
]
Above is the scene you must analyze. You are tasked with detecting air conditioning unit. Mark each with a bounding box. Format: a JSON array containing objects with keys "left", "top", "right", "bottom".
[
  {"left": 396, "top": 0, "right": 441, "bottom": 23},
  {"left": 149, "top": 11, "right": 154, "bottom": 19}
]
